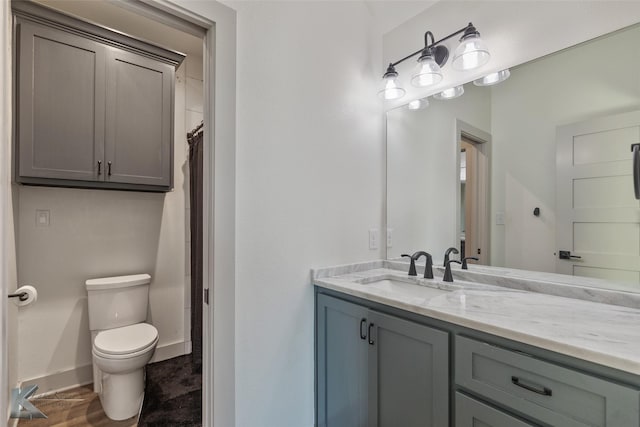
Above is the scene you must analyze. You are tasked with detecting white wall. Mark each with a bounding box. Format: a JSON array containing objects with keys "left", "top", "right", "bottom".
[
  {"left": 230, "top": 1, "right": 392, "bottom": 425},
  {"left": 16, "top": 59, "right": 194, "bottom": 392},
  {"left": 387, "top": 84, "right": 490, "bottom": 260},
  {"left": 490, "top": 24, "right": 640, "bottom": 271}
]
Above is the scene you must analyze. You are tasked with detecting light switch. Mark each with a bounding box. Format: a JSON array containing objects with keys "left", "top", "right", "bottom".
[
  {"left": 36, "top": 210, "right": 50, "bottom": 227},
  {"left": 495, "top": 212, "right": 505, "bottom": 225},
  {"left": 369, "top": 229, "right": 379, "bottom": 250}
]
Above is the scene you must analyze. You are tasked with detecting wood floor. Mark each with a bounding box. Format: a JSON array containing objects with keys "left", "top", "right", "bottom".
[{"left": 17, "top": 384, "right": 137, "bottom": 427}]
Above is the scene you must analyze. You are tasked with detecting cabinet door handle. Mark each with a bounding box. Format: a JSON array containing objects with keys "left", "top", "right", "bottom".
[
  {"left": 511, "top": 376, "right": 552, "bottom": 396},
  {"left": 367, "top": 323, "right": 375, "bottom": 345},
  {"left": 107, "top": 161, "right": 112, "bottom": 176},
  {"left": 97, "top": 160, "right": 102, "bottom": 175},
  {"left": 359, "top": 318, "right": 367, "bottom": 340}
]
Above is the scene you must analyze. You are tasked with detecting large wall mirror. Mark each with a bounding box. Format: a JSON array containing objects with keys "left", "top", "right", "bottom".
[{"left": 387, "top": 23, "right": 640, "bottom": 292}]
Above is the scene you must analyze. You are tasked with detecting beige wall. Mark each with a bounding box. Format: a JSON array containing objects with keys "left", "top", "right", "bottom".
[{"left": 15, "top": 58, "right": 198, "bottom": 392}]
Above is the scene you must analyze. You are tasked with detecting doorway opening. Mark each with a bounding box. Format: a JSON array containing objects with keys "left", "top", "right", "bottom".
[
  {"left": 10, "top": 1, "right": 207, "bottom": 425},
  {"left": 457, "top": 122, "right": 491, "bottom": 265}
]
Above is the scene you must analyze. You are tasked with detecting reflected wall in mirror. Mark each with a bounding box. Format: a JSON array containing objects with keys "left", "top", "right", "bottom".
[{"left": 387, "top": 23, "right": 640, "bottom": 291}]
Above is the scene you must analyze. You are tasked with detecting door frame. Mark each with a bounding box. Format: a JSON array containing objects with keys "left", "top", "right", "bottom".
[
  {"left": 455, "top": 119, "right": 492, "bottom": 265},
  {"left": 0, "top": 1, "right": 237, "bottom": 426}
]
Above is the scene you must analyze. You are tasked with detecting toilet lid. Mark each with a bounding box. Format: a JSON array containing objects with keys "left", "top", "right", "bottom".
[{"left": 94, "top": 323, "right": 158, "bottom": 355}]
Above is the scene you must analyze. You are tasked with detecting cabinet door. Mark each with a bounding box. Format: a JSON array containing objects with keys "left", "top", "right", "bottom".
[
  {"left": 317, "top": 294, "right": 369, "bottom": 427},
  {"left": 368, "top": 311, "right": 449, "bottom": 427},
  {"left": 105, "top": 48, "right": 173, "bottom": 187},
  {"left": 17, "top": 20, "right": 105, "bottom": 181},
  {"left": 455, "top": 393, "right": 537, "bottom": 427}
]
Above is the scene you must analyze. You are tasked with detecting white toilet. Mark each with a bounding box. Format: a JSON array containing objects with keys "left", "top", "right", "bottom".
[{"left": 85, "top": 273, "right": 158, "bottom": 421}]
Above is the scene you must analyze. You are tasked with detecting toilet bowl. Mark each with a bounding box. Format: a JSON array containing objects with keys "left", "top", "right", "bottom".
[
  {"left": 85, "top": 274, "right": 158, "bottom": 421},
  {"left": 91, "top": 323, "right": 158, "bottom": 420}
]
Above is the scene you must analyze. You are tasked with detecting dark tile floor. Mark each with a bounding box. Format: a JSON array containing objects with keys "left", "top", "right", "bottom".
[{"left": 138, "top": 355, "right": 202, "bottom": 426}]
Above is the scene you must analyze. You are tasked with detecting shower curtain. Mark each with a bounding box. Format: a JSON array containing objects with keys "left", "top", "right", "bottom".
[{"left": 188, "top": 127, "right": 203, "bottom": 368}]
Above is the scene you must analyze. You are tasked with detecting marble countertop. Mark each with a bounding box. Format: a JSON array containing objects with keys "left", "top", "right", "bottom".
[{"left": 312, "top": 261, "right": 640, "bottom": 376}]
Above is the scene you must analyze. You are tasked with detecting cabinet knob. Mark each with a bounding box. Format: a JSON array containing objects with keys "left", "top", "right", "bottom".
[
  {"left": 97, "top": 160, "right": 102, "bottom": 175},
  {"left": 108, "top": 161, "right": 112, "bottom": 176}
]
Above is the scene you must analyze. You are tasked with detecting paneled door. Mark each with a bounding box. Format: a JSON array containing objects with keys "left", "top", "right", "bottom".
[{"left": 556, "top": 110, "right": 640, "bottom": 286}]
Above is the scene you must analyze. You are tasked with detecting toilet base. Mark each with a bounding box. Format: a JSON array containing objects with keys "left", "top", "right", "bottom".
[{"left": 99, "top": 367, "right": 145, "bottom": 421}]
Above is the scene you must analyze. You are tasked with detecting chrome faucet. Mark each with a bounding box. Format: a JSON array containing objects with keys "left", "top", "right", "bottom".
[
  {"left": 443, "top": 260, "right": 462, "bottom": 282},
  {"left": 443, "top": 247, "right": 459, "bottom": 266}
]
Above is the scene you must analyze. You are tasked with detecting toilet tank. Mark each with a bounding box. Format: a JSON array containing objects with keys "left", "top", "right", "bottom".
[{"left": 85, "top": 274, "right": 151, "bottom": 331}]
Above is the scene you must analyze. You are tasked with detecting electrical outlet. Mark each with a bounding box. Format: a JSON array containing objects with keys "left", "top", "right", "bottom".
[
  {"left": 496, "top": 212, "right": 505, "bottom": 225},
  {"left": 36, "top": 210, "right": 50, "bottom": 227},
  {"left": 369, "top": 229, "right": 379, "bottom": 250},
  {"left": 386, "top": 228, "right": 393, "bottom": 248}
]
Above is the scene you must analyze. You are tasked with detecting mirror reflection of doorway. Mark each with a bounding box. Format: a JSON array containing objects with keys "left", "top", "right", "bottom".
[{"left": 460, "top": 134, "right": 489, "bottom": 265}]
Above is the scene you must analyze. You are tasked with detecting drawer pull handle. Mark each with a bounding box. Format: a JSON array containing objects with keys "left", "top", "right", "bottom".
[
  {"left": 359, "top": 318, "right": 367, "bottom": 340},
  {"left": 511, "top": 376, "right": 552, "bottom": 396},
  {"left": 368, "top": 323, "right": 375, "bottom": 345}
]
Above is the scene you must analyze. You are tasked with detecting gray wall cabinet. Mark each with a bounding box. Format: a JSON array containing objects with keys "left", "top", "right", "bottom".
[
  {"left": 316, "top": 294, "right": 449, "bottom": 427},
  {"left": 13, "top": 2, "right": 184, "bottom": 192},
  {"left": 315, "top": 288, "right": 640, "bottom": 427}
]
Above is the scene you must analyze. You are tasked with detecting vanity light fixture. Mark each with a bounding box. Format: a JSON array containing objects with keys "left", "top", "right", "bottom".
[
  {"left": 407, "top": 98, "right": 429, "bottom": 110},
  {"left": 433, "top": 85, "right": 464, "bottom": 100},
  {"left": 378, "top": 64, "right": 406, "bottom": 100},
  {"left": 474, "top": 69, "right": 510, "bottom": 86},
  {"left": 379, "top": 22, "right": 490, "bottom": 99}
]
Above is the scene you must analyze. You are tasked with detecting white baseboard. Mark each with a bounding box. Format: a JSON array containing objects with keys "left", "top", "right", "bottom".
[
  {"left": 150, "top": 340, "right": 188, "bottom": 363},
  {"left": 21, "top": 364, "right": 94, "bottom": 397},
  {"left": 21, "top": 341, "right": 188, "bottom": 397}
]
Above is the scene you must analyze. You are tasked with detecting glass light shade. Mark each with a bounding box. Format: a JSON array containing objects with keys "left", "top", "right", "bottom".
[
  {"left": 433, "top": 85, "right": 464, "bottom": 100},
  {"left": 407, "top": 98, "right": 429, "bottom": 110},
  {"left": 452, "top": 34, "right": 490, "bottom": 71},
  {"left": 474, "top": 69, "right": 510, "bottom": 86},
  {"left": 378, "top": 74, "right": 406, "bottom": 100},
  {"left": 410, "top": 56, "right": 443, "bottom": 88}
]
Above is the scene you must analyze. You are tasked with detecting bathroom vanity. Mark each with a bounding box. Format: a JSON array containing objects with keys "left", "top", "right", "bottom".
[{"left": 313, "top": 261, "right": 640, "bottom": 427}]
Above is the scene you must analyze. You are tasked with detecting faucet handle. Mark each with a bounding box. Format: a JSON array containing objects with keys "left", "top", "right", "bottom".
[
  {"left": 461, "top": 257, "right": 479, "bottom": 270},
  {"left": 401, "top": 254, "right": 417, "bottom": 276}
]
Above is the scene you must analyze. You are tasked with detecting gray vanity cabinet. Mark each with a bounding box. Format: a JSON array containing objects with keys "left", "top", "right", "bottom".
[
  {"left": 316, "top": 294, "right": 449, "bottom": 427},
  {"left": 455, "top": 335, "right": 640, "bottom": 427},
  {"left": 16, "top": 20, "right": 106, "bottom": 183},
  {"left": 104, "top": 48, "right": 173, "bottom": 187},
  {"left": 14, "top": 3, "right": 183, "bottom": 192},
  {"left": 367, "top": 311, "right": 449, "bottom": 427},
  {"left": 455, "top": 393, "right": 537, "bottom": 427},
  {"left": 317, "top": 294, "right": 369, "bottom": 427}
]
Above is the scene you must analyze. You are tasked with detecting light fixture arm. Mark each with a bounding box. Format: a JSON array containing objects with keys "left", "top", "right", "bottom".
[{"left": 389, "top": 22, "right": 476, "bottom": 69}]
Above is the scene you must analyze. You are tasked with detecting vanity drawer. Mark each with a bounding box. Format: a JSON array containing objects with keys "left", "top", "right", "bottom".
[
  {"left": 455, "top": 393, "right": 537, "bottom": 427},
  {"left": 455, "top": 336, "right": 640, "bottom": 427}
]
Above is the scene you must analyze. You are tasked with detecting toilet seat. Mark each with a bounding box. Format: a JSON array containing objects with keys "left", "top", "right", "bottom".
[{"left": 94, "top": 323, "right": 158, "bottom": 356}]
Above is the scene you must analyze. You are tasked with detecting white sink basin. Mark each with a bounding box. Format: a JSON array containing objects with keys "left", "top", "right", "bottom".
[{"left": 355, "top": 275, "right": 451, "bottom": 298}]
